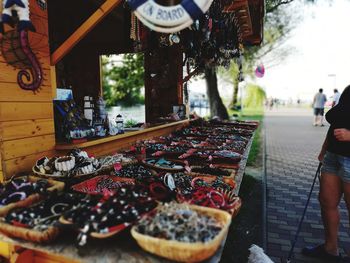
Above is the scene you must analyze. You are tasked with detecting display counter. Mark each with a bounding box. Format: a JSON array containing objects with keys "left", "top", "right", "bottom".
[
  {"left": 0, "top": 135, "right": 253, "bottom": 263},
  {"left": 55, "top": 120, "right": 190, "bottom": 156}
]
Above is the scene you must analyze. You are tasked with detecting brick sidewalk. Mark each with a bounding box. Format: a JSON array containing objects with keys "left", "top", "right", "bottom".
[{"left": 265, "top": 108, "right": 350, "bottom": 262}]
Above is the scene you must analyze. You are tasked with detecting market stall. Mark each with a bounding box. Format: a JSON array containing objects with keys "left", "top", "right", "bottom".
[{"left": 0, "top": 0, "right": 264, "bottom": 262}]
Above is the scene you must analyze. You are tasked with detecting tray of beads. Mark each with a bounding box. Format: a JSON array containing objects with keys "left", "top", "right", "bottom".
[
  {"left": 71, "top": 175, "right": 135, "bottom": 195},
  {"left": 185, "top": 165, "right": 236, "bottom": 179},
  {"left": 97, "top": 153, "right": 138, "bottom": 173},
  {"left": 142, "top": 158, "right": 185, "bottom": 172},
  {"left": 176, "top": 186, "right": 241, "bottom": 216},
  {"left": 0, "top": 192, "right": 84, "bottom": 243},
  {"left": 131, "top": 202, "right": 232, "bottom": 262},
  {"left": 111, "top": 163, "right": 157, "bottom": 181},
  {"left": 169, "top": 173, "right": 238, "bottom": 214},
  {"left": 59, "top": 185, "right": 157, "bottom": 244},
  {"left": 32, "top": 149, "right": 102, "bottom": 180},
  {"left": 0, "top": 176, "right": 65, "bottom": 217},
  {"left": 179, "top": 150, "right": 242, "bottom": 166}
]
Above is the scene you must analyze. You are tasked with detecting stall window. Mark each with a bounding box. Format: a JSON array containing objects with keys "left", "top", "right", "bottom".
[{"left": 101, "top": 54, "right": 146, "bottom": 127}]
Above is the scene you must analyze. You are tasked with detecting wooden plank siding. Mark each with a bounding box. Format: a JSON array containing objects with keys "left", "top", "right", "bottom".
[
  {"left": 2, "top": 150, "right": 55, "bottom": 176},
  {"left": 0, "top": 68, "right": 51, "bottom": 85},
  {"left": 0, "top": 0, "right": 56, "bottom": 180},
  {"left": 2, "top": 134, "right": 55, "bottom": 160},
  {"left": 0, "top": 83, "right": 53, "bottom": 102},
  {"left": 0, "top": 119, "right": 54, "bottom": 142},
  {"left": 0, "top": 102, "right": 53, "bottom": 121}
]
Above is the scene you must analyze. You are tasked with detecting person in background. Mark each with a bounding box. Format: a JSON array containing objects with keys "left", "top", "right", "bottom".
[
  {"left": 332, "top": 89, "right": 341, "bottom": 107},
  {"left": 302, "top": 85, "right": 350, "bottom": 262},
  {"left": 313, "top": 88, "right": 327, "bottom": 126}
]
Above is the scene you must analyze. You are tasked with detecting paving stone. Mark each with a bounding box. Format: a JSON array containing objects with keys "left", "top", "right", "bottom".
[{"left": 265, "top": 110, "right": 350, "bottom": 262}]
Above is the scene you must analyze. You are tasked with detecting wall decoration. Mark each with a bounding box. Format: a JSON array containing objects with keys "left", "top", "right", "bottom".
[
  {"left": 0, "top": 29, "right": 43, "bottom": 91},
  {"left": 2, "top": 0, "right": 36, "bottom": 32},
  {"left": 0, "top": 0, "right": 43, "bottom": 92},
  {"left": 127, "top": 0, "right": 214, "bottom": 33}
]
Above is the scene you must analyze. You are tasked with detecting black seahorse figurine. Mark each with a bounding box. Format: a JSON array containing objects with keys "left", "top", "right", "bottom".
[
  {"left": 0, "top": 29, "right": 43, "bottom": 92},
  {"left": 17, "top": 30, "right": 43, "bottom": 91}
]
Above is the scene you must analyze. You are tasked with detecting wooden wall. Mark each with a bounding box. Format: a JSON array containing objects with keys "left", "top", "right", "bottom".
[{"left": 0, "top": 0, "right": 56, "bottom": 179}]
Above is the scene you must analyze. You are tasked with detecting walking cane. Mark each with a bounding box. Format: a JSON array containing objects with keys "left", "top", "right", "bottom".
[{"left": 282, "top": 162, "right": 322, "bottom": 263}]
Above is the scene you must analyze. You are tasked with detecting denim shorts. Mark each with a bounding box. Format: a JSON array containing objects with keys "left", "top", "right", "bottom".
[
  {"left": 322, "top": 151, "right": 350, "bottom": 183},
  {"left": 314, "top": 108, "right": 324, "bottom": 116}
]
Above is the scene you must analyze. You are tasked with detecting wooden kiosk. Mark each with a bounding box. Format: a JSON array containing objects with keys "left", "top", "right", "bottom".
[{"left": 0, "top": 0, "right": 264, "bottom": 261}]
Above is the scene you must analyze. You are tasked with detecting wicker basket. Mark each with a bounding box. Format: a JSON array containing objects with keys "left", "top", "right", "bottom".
[
  {"left": 71, "top": 175, "right": 135, "bottom": 195},
  {"left": 142, "top": 159, "right": 184, "bottom": 172},
  {"left": 131, "top": 205, "right": 231, "bottom": 262},
  {"left": 98, "top": 157, "right": 138, "bottom": 174},
  {"left": 185, "top": 166, "right": 236, "bottom": 179},
  {"left": 0, "top": 221, "right": 59, "bottom": 243},
  {"left": 32, "top": 165, "right": 102, "bottom": 180},
  {"left": 0, "top": 176, "right": 65, "bottom": 217}
]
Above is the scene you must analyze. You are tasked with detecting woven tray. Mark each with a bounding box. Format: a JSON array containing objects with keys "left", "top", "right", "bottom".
[
  {"left": 0, "top": 176, "right": 65, "bottom": 217},
  {"left": 71, "top": 175, "right": 135, "bottom": 195},
  {"left": 59, "top": 217, "right": 131, "bottom": 239},
  {"left": 131, "top": 205, "right": 231, "bottom": 262},
  {"left": 0, "top": 221, "right": 59, "bottom": 243},
  {"left": 98, "top": 155, "right": 138, "bottom": 173},
  {"left": 190, "top": 176, "right": 236, "bottom": 189},
  {"left": 142, "top": 159, "right": 184, "bottom": 172},
  {"left": 32, "top": 165, "right": 102, "bottom": 180},
  {"left": 185, "top": 166, "right": 235, "bottom": 179}
]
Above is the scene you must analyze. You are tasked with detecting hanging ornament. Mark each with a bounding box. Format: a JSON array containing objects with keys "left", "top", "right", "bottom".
[
  {"left": 2, "top": 0, "right": 36, "bottom": 32},
  {"left": 130, "top": 13, "right": 137, "bottom": 41},
  {"left": 127, "top": 0, "right": 214, "bottom": 33},
  {"left": 255, "top": 63, "right": 265, "bottom": 78}
]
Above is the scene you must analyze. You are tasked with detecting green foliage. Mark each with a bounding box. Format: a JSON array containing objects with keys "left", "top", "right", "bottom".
[
  {"left": 243, "top": 84, "right": 266, "bottom": 108},
  {"left": 124, "top": 119, "right": 138, "bottom": 128},
  {"left": 237, "top": 109, "right": 264, "bottom": 167},
  {"left": 102, "top": 54, "right": 145, "bottom": 107}
]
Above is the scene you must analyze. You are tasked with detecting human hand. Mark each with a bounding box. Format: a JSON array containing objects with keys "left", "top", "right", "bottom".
[
  {"left": 334, "top": 129, "right": 350, "bottom": 142},
  {"left": 318, "top": 151, "right": 325, "bottom": 162}
]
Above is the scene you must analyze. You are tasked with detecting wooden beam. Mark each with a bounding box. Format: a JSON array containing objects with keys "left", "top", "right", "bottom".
[{"left": 50, "top": 0, "right": 123, "bottom": 65}]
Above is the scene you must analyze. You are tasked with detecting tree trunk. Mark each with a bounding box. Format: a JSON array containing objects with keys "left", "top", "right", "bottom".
[
  {"left": 205, "top": 66, "right": 229, "bottom": 120},
  {"left": 230, "top": 74, "right": 239, "bottom": 108}
]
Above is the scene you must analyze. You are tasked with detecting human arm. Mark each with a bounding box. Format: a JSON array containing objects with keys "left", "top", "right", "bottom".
[
  {"left": 318, "top": 136, "right": 328, "bottom": 162},
  {"left": 334, "top": 129, "right": 350, "bottom": 142}
]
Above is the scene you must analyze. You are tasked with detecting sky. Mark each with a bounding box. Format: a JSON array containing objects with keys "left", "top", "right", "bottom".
[
  {"left": 189, "top": 0, "right": 350, "bottom": 103},
  {"left": 256, "top": 0, "right": 350, "bottom": 102}
]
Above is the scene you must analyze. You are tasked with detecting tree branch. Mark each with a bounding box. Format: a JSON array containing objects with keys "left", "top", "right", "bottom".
[{"left": 267, "top": 0, "right": 295, "bottom": 13}]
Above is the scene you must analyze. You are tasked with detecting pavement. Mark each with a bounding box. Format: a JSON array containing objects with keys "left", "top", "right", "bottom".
[{"left": 265, "top": 107, "right": 350, "bottom": 262}]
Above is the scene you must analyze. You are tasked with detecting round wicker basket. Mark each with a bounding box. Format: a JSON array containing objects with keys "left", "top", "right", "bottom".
[{"left": 131, "top": 205, "right": 231, "bottom": 262}]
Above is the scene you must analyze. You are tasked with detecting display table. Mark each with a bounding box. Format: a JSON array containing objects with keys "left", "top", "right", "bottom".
[{"left": 0, "top": 132, "right": 254, "bottom": 263}]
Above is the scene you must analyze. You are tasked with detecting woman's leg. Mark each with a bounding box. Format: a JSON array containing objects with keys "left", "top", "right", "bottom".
[{"left": 319, "top": 172, "right": 343, "bottom": 254}]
